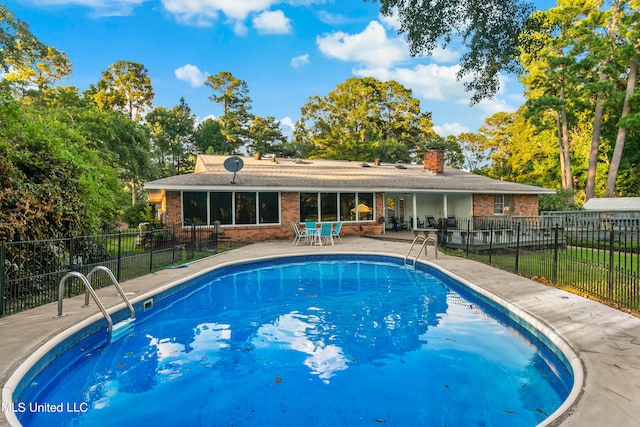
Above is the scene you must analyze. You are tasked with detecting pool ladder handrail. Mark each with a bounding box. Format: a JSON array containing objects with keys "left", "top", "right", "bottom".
[
  {"left": 404, "top": 234, "right": 437, "bottom": 269},
  {"left": 85, "top": 266, "right": 135, "bottom": 321},
  {"left": 56, "top": 266, "right": 135, "bottom": 336}
]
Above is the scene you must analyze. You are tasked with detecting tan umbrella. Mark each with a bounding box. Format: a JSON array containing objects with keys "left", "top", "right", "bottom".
[{"left": 351, "top": 203, "right": 371, "bottom": 214}]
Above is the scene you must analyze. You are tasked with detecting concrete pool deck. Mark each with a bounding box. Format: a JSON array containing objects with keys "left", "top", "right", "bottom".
[{"left": 2, "top": 236, "right": 640, "bottom": 426}]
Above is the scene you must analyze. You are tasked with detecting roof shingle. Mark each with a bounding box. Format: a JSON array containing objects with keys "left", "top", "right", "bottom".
[{"left": 144, "top": 155, "right": 555, "bottom": 195}]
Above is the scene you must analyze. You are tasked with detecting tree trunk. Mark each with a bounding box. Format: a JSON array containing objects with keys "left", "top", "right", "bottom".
[
  {"left": 556, "top": 111, "right": 568, "bottom": 189},
  {"left": 131, "top": 181, "right": 137, "bottom": 206},
  {"left": 605, "top": 58, "right": 638, "bottom": 197},
  {"left": 559, "top": 73, "right": 573, "bottom": 190},
  {"left": 585, "top": 71, "right": 608, "bottom": 201}
]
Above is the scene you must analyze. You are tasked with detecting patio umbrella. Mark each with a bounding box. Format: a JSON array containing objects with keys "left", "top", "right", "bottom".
[{"left": 351, "top": 203, "right": 371, "bottom": 214}]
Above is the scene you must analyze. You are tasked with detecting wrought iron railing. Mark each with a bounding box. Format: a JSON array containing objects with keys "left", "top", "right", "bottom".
[
  {"left": 437, "top": 216, "right": 640, "bottom": 314},
  {"left": 0, "top": 222, "right": 226, "bottom": 317}
]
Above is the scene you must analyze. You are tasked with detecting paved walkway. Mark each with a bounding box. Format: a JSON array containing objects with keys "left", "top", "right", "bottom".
[{"left": 2, "top": 237, "right": 640, "bottom": 426}]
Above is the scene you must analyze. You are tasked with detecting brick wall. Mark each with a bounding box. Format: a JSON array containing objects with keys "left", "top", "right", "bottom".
[
  {"left": 472, "top": 194, "right": 539, "bottom": 216},
  {"left": 513, "top": 194, "right": 539, "bottom": 216},
  {"left": 472, "top": 194, "right": 495, "bottom": 216},
  {"left": 165, "top": 191, "right": 181, "bottom": 225}
]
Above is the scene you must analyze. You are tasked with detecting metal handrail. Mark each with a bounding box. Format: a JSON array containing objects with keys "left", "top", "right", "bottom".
[
  {"left": 57, "top": 272, "right": 114, "bottom": 334},
  {"left": 404, "top": 234, "right": 437, "bottom": 270},
  {"left": 86, "top": 266, "right": 135, "bottom": 320},
  {"left": 404, "top": 235, "right": 426, "bottom": 269}
]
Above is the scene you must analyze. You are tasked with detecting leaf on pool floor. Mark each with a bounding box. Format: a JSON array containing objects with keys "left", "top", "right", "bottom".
[
  {"left": 536, "top": 408, "right": 548, "bottom": 415},
  {"left": 274, "top": 376, "right": 282, "bottom": 384},
  {"left": 374, "top": 419, "right": 386, "bottom": 423},
  {"left": 503, "top": 409, "right": 517, "bottom": 414},
  {"left": 117, "top": 363, "right": 125, "bottom": 369},
  {"left": 444, "top": 384, "right": 450, "bottom": 389}
]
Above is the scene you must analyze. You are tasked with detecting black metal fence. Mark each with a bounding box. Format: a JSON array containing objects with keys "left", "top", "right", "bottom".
[
  {"left": 438, "top": 215, "right": 640, "bottom": 313},
  {"left": 0, "top": 222, "right": 226, "bottom": 317}
]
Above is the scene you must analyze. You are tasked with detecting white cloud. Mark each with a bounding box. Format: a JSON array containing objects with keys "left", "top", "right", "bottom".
[
  {"left": 354, "top": 63, "right": 470, "bottom": 102},
  {"left": 161, "top": 0, "right": 275, "bottom": 27},
  {"left": 433, "top": 123, "right": 469, "bottom": 137},
  {"left": 428, "top": 46, "right": 460, "bottom": 63},
  {"left": 317, "top": 20, "right": 407, "bottom": 68},
  {"left": 197, "top": 114, "right": 217, "bottom": 124},
  {"left": 280, "top": 116, "right": 295, "bottom": 132},
  {"left": 316, "top": 10, "right": 352, "bottom": 26},
  {"left": 378, "top": 10, "right": 400, "bottom": 31},
  {"left": 290, "top": 53, "right": 310, "bottom": 68},
  {"left": 174, "top": 64, "right": 207, "bottom": 87},
  {"left": 253, "top": 10, "right": 292, "bottom": 34},
  {"left": 23, "top": 0, "right": 148, "bottom": 16},
  {"left": 476, "top": 97, "right": 517, "bottom": 117}
]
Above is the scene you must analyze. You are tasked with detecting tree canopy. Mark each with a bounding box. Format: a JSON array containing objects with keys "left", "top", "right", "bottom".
[
  {"left": 369, "top": 0, "right": 534, "bottom": 103},
  {"left": 90, "top": 60, "right": 155, "bottom": 121},
  {"left": 295, "top": 77, "right": 437, "bottom": 162}
]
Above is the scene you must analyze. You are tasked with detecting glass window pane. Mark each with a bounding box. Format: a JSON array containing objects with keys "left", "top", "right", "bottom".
[
  {"left": 494, "top": 195, "right": 504, "bottom": 214},
  {"left": 183, "top": 192, "right": 208, "bottom": 225},
  {"left": 300, "top": 192, "right": 318, "bottom": 222},
  {"left": 341, "top": 193, "right": 356, "bottom": 221},
  {"left": 504, "top": 195, "right": 513, "bottom": 214},
  {"left": 321, "top": 192, "right": 338, "bottom": 222},
  {"left": 259, "top": 192, "right": 279, "bottom": 224},
  {"left": 210, "top": 192, "right": 233, "bottom": 225},
  {"left": 235, "top": 192, "right": 257, "bottom": 224},
  {"left": 358, "top": 193, "right": 374, "bottom": 221}
]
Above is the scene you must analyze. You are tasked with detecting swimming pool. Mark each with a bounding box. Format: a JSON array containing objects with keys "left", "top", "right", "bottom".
[{"left": 7, "top": 254, "right": 576, "bottom": 426}]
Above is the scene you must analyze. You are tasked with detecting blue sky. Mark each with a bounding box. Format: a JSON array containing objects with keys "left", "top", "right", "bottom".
[{"left": 7, "top": 0, "right": 557, "bottom": 137}]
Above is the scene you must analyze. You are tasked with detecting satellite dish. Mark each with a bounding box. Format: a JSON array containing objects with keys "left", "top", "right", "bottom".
[{"left": 223, "top": 156, "right": 244, "bottom": 184}]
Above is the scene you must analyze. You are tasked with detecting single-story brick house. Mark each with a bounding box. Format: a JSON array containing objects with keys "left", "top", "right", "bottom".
[{"left": 143, "top": 150, "right": 555, "bottom": 242}]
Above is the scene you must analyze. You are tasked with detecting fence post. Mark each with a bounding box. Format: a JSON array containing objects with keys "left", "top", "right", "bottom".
[
  {"left": 515, "top": 221, "right": 521, "bottom": 273},
  {"left": 488, "top": 221, "right": 494, "bottom": 264},
  {"left": 171, "top": 223, "right": 176, "bottom": 265},
  {"left": 68, "top": 235, "right": 75, "bottom": 273},
  {"left": 465, "top": 219, "right": 470, "bottom": 257},
  {"left": 149, "top": 229, "right": 154, "bottom": 273},
  {"left": 552, "top": 225, "right": 559, "bottom": 283},
  {"left": 190, "top": 221, "right": 196, "bottom": 259},
  {"left": 116, "top": 231, "right": 122, "bottom": 281},
  {"left": 608, "top": 229, "right": 615, "bottom": 301},
  {"left": 68, "top": 236, "right": 75, "bottom": 298},
  {"left": 1, "top": 239, "right": 5, "bottom": 317}
]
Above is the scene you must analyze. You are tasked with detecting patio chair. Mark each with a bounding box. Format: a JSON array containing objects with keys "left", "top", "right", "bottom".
[
  {"left": 292, "top": 222, "right": 308, "bottom": 246},
  {"left": 305, "top": 221, "right": 319, "bottom": 244},
  {"left": 318, "top": 222, "right": 334, "bottom": 246},
  {"left": 426, "top": 215, "right": 438, "bottom": 228},
  {"left": 332, "top": 222, "right": 343, "bottom": 242}
]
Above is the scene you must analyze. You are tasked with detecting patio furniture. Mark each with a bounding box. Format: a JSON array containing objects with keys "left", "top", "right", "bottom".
[
  {"left": 426, "top": 215, "right": 438, "bottom": 228},
  {"left": 332, "top": 222, "right": 343, "bottom": 242},
  {"left": 305, "top": 221, "right": 319, "bottom": 244},
  {"left": 318, "top": 222, "right": 334, "bottom": 246},
  {"left": 292, "top": 222, "right": 308, "bottom": 246}
]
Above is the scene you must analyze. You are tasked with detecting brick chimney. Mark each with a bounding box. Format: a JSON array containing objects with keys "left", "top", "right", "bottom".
[{"left": 424, "top": 148, "right": 444, "bottom": 174}]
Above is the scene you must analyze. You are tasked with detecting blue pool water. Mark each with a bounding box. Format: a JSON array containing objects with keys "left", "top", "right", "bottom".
[{"left": 14, "top": 255, "right": 573, "bottom": 426}]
